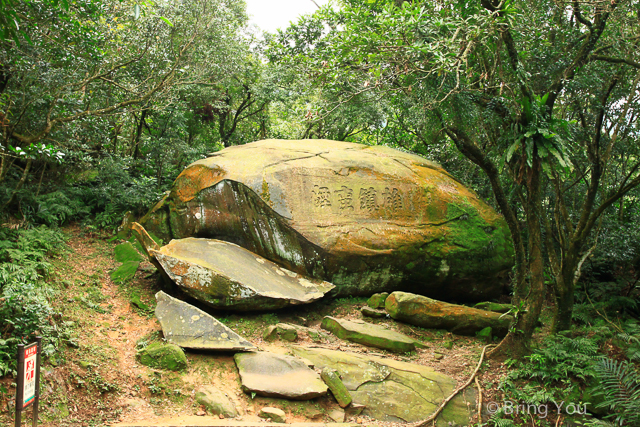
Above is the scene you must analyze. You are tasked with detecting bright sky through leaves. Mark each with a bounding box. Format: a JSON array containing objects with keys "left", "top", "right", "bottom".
[{"left": 244, "top": 0, "right": 330, "bottom": 33}]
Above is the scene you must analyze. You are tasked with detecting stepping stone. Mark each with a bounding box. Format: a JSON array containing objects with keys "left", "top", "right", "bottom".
[
  {"left": 234, "top": 352, "right": 328, "bottom": 400},
  {"left": 321, "top": 316, "right": 425, "bottom": 353},
  {"left": 150, "top": 238, "right": 335, "bottom": 311},
  {"left": 386, "top": 291, "right": 513, "bottom": 336},
  {"left": 292, "top": 346, "right": 475, "bottom": 424},
  {"left": 155, "top": 291, "right": 256, "bottom": 351}
]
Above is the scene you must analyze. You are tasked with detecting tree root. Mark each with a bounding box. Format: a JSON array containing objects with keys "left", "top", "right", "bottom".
[{"left": 412, "top": 344, "right": 495, "bottom": 427}]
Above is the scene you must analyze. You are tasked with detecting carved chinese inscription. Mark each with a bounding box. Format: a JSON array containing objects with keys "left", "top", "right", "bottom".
[
  {"left": 382, "top": 187, "right": 403, "bottom": 212},
  {"left": 312, "top": 185, "right": 332, "bottom": 208},
  {"left": 334, "top": 186, "right": 354, "bottom": 211},
  {"left": 310, "top": 184, "right": 406, "bottom": 215},
  {"left": 359, "top": 187, "right": 379, "bottom": 212}
]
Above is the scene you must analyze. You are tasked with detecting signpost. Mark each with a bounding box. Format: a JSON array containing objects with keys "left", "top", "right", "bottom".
[{"left": 15, "top": 337, "right": 41, "bottom": 427}]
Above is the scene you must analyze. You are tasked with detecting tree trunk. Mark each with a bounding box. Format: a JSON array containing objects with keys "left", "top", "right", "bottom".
[
  {"left": 3, "top": 158, "right": 33, "bottom": 209},
  {"left": 490, "top": 154, "right": 546, "bottom": 359}
]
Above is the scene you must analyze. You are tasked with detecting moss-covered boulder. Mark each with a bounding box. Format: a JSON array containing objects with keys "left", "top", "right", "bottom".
[
  {"left": 367, "top": 293, "right": 389, "bottom": 309},
  {"left": 386, "top": 291, "right": 513, "bottom": 336},
  {"left": 136, "top": 342, "right": 187, "bottom": 371},
  {"left": 140, "top": 139, "right": 514, "bottom": 301}
]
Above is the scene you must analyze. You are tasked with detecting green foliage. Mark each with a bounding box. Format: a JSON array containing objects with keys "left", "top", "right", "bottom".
[
  {"left": 0, "top": 225, "right": 68, "bottom": 377},
  {"left": 501, "top": 334, "right": 600, "bottom": 403},
  {"left": 591, "top": 358, "right": 640, "bottom": 426},
  {"left": 0, "top": 226, "right": 66, "bottom": 287}
]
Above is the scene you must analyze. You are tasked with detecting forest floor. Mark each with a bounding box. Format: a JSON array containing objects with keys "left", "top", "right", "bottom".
[{"left": 0, "top": 226, "right": 535, "bottom": 427}]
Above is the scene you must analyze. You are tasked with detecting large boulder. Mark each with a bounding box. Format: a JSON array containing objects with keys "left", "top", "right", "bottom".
[
  {"left": 150, "top": 238, "right": 334, "bottom": 310},
  {"left": 141, "top": 139, "right": 514, "bottom": 301}
]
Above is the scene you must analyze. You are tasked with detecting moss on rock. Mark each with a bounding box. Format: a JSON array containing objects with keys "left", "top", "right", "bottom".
[{"left": 136, "top": 342, "right": 187, "bottom": 371}]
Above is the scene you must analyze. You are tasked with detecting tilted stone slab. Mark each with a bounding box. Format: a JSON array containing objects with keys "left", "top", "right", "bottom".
[
  {"left": 140, "top": 139, "right": 514, "bottom": 301},
  {"left": 385, "top": 291, "right": 513, "bottom": 336},
  {"left": 320, "top": 316, "right": 422, "bottom": 353},
  {"left": 150, "top": 238, "right": 334, "bottom": 311},
  {"left": 155, "top": 291, "right": 255, "bottom": 351},
  {"left": 234, "top": 352, "right": 328, "bottom": 400},
  {"left": 292, "top": 346, "right": 475, "bottom": 425}
]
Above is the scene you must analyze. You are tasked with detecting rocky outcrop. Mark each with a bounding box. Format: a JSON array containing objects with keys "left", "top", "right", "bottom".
[
  {"left": 321, "top": 317, "right": 425, "bottom": 353},
  {"left": 155, "top": 291, "right": 255, "bottom": 350},
  {"left": 234, "top": 352, "right": 328, "bottom": 400},
  {"left": 385, "top": 291, "right": 513, "bottom": 336},
  {"left": 140, "top": 139, "right": 514, "bottom": 301},
  {"left": 292, "top": 346, "right": 475, "bottom": 424},
  {"left": 149, "top": 238, "right": 334, "bottom": 311}
]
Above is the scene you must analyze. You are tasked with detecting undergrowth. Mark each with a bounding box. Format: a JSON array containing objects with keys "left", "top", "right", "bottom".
[{"left": 0, "top": 225, "right": 69, "bottom": 376}]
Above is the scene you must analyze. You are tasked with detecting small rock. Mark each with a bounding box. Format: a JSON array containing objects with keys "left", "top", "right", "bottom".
[
  {"left": 433, "top": 353, "right": 444, "bottom": 360},
  {"left": 442, "top": 340, "right": 453, "bottom": 350},
  {"left": 263, "top": 325, "right": 278, "bottom": 341},
  {"left": 345, "top": 403, "right": 366, "bottom": 418},
  {"left": 259, "top": 407, "right": 286, "bottom": 423},
  {"left": 367, "top": 293, "right": 389, "bottom": 309},
  {"left": 195, "top": 385, "right": 238, "bottom": 418},
  {"left": 321, "top": 316, "right": 420, "bottom": 353},
  {"left": 196, "top": 410, "right": 205, "bottom": 416},
  {"left": 356, "top": 417, "right": 364, "bottom": 424},
  {"left": 328, "top": 408, "right": 345, "bottom": 422},
  {"left": 476, "top": 326, "right": 493, "bottom": 343},
  {"left": 276, "top": 324, "right": 298, "bottom": 342},
  {"left": 361, "top": 306, "right": 386, "bottom": 318},
  {"left": 321, "top": 367, "right": 352, "bottom": 408},
  {"left": 136, "top": 342, "right": 188, "bottom": 371}
]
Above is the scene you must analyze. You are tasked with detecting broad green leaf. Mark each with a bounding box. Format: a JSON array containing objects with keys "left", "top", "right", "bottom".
[
  {"left": 134, "top": 4, "right": 140, "bottom": 20},
  {"left": 159, "top": 16, "right": 173, "bottom": 27},
  {"left": 505, "top": 139, "right": 520, "bottom": 163}
]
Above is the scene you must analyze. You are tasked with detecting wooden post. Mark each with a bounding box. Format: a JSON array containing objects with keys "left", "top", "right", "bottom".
[{"left": 15, "top": 344, "right": 24, "bottom": 427}]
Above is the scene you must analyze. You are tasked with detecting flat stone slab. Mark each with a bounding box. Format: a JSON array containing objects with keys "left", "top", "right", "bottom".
[
  {"left": 292, "top": 346, "right": 475, "bottom": 424},
  {"left": 321, "top": 316, "right": 422, "bottom": 353},
  {"left": 155, "top": 291, "right": 255, "bottom": 351},
  {"left": 150, "top": 238, "right": 335, "bottom": 311},
  {"left": 386, "top": 291, "right": 513, "bottom": 336},
  {"left": 234, "top": 352, "right": 328, "bottom": 400}
]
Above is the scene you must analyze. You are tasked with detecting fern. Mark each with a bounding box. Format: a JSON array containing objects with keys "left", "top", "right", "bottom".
[{"left": 593, "top": 358, "right": 640, "bottom": 426}]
